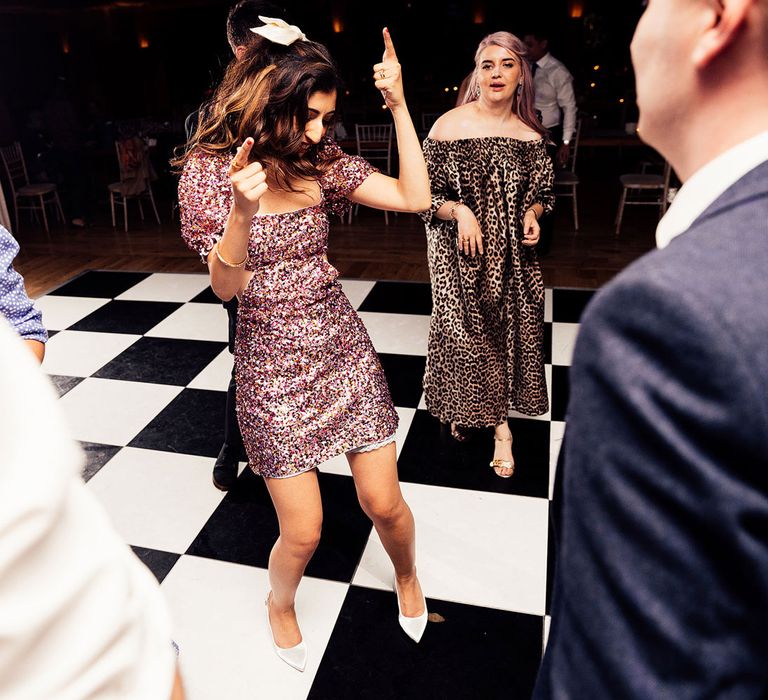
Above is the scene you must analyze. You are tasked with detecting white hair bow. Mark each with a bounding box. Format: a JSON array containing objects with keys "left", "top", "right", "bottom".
[{"left": 250, "top": 16, "right": 307, "bottom": 46}]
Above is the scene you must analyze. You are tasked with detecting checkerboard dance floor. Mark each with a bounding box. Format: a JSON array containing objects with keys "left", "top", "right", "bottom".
[{"left": 37, "top": 270, "right": 594, "bottom": 700}]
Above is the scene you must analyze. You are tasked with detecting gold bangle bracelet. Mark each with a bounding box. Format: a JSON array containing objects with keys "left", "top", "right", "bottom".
[
  {"left": 213, "top": 240, "right": 247, "bottom": 268},
  {"left": 449, "top": 201, "right": 462, "bottom": 220}
]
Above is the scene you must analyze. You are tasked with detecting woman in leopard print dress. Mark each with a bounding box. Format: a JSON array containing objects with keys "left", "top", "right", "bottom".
[{"left": 420, "top": 31, "right": 554, "bottom": 478}]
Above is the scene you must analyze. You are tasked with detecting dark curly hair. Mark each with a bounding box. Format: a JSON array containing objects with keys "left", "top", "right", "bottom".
[{"left": 173, "top": 39, "right": 343, "bottom": 192}]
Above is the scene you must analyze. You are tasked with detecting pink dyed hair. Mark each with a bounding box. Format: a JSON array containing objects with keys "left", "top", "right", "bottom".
[{"left": 461, "top": 31, "right": 547, "bottom": 139}]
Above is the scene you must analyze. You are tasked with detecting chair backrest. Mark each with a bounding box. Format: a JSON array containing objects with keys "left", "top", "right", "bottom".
[
  {"left": 0, "top": 142, "right": 30, "bottom": 195},
  {"left": 563, "top": 118, "right": 582, "bottom": 173},
  {"left": 660, "top": 160, "right": 672, "bottom": 213},
  {"left": 115, "top": 138, "right": 151, "bottom": 191},
  {"left": 355, "top": 123, "right": 393, "bottom": 171},
  {"left": 421, "top": 112, "right": 440, "bottom": 132}
]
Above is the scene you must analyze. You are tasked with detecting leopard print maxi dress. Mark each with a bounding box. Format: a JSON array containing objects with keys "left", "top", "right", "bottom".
[{"left": 420, "top": 137, "right": 554, "bottom": 427}]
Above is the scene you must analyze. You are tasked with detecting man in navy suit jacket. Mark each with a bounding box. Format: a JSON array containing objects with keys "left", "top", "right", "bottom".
[{"left": 534, "top": 1, "right": 768, "bottom": 697}]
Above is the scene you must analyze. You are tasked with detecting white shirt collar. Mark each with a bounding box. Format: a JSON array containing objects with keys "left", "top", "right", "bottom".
[
  {"left": 656, "top": 130, "right": 768, "bottom": 249},
  {"left": 536, "top": 52, "right": 553, "bottom": 69}
]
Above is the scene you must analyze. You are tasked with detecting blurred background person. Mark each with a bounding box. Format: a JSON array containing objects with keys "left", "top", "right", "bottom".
[
  {"left": 524, "top": 28, "right": 577, "bottom": 255},
  {"left": 0, "top": 316, "right": 184, "bottom": 699}
]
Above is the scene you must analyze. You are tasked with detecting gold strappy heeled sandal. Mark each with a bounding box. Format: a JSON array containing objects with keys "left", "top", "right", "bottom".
[{"left": 490, "top": 435, "right": 515, "bottom": 478}]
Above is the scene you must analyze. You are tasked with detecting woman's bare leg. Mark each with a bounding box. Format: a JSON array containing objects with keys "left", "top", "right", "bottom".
[
  {"left": 263, "top": 469, "right": 323, "bottom": 647},
  {"left": 347, "top": 442, "right": 424, "bottom": 616},
  {"left": 493, "top": 419, "right": 514, "bottom": 477}
]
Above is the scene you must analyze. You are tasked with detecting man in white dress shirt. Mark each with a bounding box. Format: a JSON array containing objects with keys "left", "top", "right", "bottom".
[
  {"left": 524, "top": 29, "right": 577, "bottom": 254},
  {"left": 534, "top": 0, "right": 768, "bottom": 696}
]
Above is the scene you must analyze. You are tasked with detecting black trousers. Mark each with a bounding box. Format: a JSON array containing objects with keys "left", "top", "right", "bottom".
[
  {"left": 538, "top": 123, "right": 563, "bottom": 255},
  {"left": 222, "top": 297, "right": 245, "bottom": 459}
]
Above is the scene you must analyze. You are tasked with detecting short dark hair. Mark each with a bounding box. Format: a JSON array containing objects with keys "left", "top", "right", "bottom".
[
  {"left": 226, "top": 1, "right": 294, "bottom": 49},
  {"left": 525, "top": 29, "right": 550, "bottom": 43}
]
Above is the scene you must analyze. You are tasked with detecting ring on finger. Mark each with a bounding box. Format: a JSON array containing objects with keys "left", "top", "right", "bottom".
[{"left": 379, "top": 69, "right": 386, "bottom": 79}]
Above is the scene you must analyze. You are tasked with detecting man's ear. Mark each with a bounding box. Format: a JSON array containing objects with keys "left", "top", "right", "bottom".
[
  {"left": 234, "top": 44, "right": 247, "bottom": 61},
  {"left": 692, "top": 0, "right": 752, "bottom": 68}
]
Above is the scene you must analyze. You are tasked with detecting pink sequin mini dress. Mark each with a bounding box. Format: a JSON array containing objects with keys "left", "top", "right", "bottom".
[{"left": 178, "top": 139, "right": 398, "bottom": 478}]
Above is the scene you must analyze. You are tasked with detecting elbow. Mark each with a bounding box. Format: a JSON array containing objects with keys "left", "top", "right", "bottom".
[
  {"left": 416, "top": 193, "right": 432, "bottom": 212},
  {"left": 211, "top": 280, "right": 236, "bottom": 303}
]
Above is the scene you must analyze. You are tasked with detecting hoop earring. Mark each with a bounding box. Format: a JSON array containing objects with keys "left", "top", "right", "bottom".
[{"left": 517, "top": 82, "right": 523, "bottom": 94}]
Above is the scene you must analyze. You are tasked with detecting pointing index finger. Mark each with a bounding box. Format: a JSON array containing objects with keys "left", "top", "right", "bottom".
[
  {"left": 232, "top": 137, "right": 253, "bottom": 170},
  {"left": 382, "top": 27, "right": 398, "bottom": 62}
]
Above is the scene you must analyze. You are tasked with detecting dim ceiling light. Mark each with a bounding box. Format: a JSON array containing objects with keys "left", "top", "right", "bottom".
[
  {"left": 619, "top": 98, "right": 625, "bottom": 103},
  {"left": 444, "top": 87, "right": 449, "bottom": 92},
  {"left": 590, "top": 82, "right": 596, "bottom": 88},
  {"left": 593, "top": 65, "right": 600, "bottom": 71}
]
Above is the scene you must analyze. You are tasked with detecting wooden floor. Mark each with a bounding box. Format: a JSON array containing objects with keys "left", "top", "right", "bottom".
[{"left": 14, "top": 180, "right": 659, "bottom": 298}]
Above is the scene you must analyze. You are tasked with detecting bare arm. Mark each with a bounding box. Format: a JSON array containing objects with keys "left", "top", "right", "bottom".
[
  {"left": 208, "top": 138, "right": 267, "bottom": 302},
  {"left": 348, "top": 28, "right": 430, "bottom": 213}
]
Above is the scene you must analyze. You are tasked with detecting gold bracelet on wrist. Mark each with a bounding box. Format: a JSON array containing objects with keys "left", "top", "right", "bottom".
[
  {"left": 213, "top": 240, "right": 247, "bottom": 268},
  {"left": 449, "top": 201, "right": 463, "bottom": 221}
]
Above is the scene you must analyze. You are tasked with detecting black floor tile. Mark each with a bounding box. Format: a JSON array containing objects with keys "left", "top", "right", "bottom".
[
  {"left": 94, "top": 337, "right": 227, "bottom": 386},
  {"left": 128, "top": 388, "right": 226, "bottom": 458},
  {"left": 190, "top": 287, "right": 222, "bottom": 304},
  {"left": 358, "top": 281, "right": 433, "bottom": 315},
  {"left": 186, "top": 470, "right": 373, "bottom": 583},
  {"left": 550, "top": 366, "right": 570, "bottom": 422},
  {"left": 48, "top": 374, "right": 85, "bottom": 398},
  {"left": 79, "top": 441, "right": 121, "bottom": 482},
  {"left": 397, "top": 410, "right": 550, "bottom": 498},
  {"left": 69, "top": 300, "right": 182, "bottom": 335},
  {"left": 309, "top": 586, "right": 543, "bottom": 700},
  {"left": 378, "top": 353, "right": 426, "bottom": 408},
  {"left": 552, "top": 289, "right": 596, "bottom": 323},
  {"left": 48, "top": 271, "right": 151, "bottom": 298},
  {"left": 130, "top": 546, "right": 181, "bottom": 584}
]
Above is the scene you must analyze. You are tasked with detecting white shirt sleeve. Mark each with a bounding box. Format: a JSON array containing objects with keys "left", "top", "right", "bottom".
[
  {"left": 0, "top": 319, "right": 176, "bottom": 700},
  {"left": 551, "top": 65, "right": 577, "bottom": 143}
]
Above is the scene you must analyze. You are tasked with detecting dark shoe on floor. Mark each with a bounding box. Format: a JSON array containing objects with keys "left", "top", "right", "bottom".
[{"left": 212, "top": 446, "right": 239, "bottom": 491}]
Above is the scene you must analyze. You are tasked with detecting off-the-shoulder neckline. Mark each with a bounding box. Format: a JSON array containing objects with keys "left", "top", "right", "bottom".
[{"left": 424, "top": 136, "right": 543, "bottom": 144}]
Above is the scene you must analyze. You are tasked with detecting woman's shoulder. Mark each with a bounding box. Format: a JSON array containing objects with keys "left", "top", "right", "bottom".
[
  {"left": 427, "top": 104, "right": 476, "bottom": 142},
  {"left": 182, "top": 147, "right": 230, "bottom": 174}
]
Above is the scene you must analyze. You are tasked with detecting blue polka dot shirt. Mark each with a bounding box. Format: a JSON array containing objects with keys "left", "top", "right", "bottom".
[{"left": 0, "top": 225, "right": 47, "bottom": 343}]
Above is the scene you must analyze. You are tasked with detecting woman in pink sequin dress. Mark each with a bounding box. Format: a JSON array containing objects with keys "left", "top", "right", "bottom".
[{"left": 176, "top": 26, "right": 431, "bottom": 667}]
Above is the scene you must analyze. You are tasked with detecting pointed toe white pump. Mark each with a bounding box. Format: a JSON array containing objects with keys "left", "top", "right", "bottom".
[
  {"left": 265, "top": 593, "right": 307, "bottom": 672},
  {"left": 394, "top": 578, "right": 428, "bottom": 643}
]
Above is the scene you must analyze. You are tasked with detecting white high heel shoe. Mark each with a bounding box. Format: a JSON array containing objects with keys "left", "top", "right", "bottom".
[
  {"left": 265, "top": 593, "right": 307, "bottom": 672},
  {"left": 394, "top": 577, "right": 428, "bottom": 643}
]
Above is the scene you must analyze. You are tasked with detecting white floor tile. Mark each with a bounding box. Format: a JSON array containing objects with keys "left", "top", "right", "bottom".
[
  {"left": 58, "top": 377, "right": 182, "bottom": 445},
  {"left": 352, "top": 483, "right": 550, "bottom": 616},
  {"left": 544, "top": 288, "right": 553, "bottom": 323},
  {"left": 187, "top": 347, "right": 234, "bottom": 391},
  {"left": 161, "top": 556, "right": 349, "bottom": 700},
  {"left": 145, "top": 303, "right": 229, "bottom": 342},
  {"left": 339, "top": 279, "right": 376, "bottom": 310},
  {"left": 116, "top": 272, "right": 211, "bottom": 303},
  {"left": 551, "top": 322, "right": 580, "bottom": 367},
  {"left": 35, "top": 295, "right": 110, "bottom": 331},
  {"left": 319, "top": 407, "right": 416, "bottom": 477},
  {"left": 549, "top": 421, "right": 566, "bottom": 500},
  {"left": 356, "top": 312, "right": 430, "bottom": 356},
  {"left": 87, "top": 448, "right": 226, "bottom": 553},
  {"left": 44, "top": 330, "right": 141, "bottom": 377}
]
